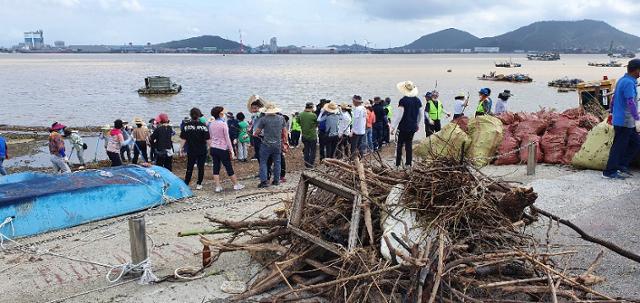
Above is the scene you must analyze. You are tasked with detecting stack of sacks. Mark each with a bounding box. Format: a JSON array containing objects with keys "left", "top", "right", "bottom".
[
  {"left": 414, "top": 123, "right": 471, "bottom": 160},
  {"left": 494, "top": 113, "right": 520, "bottom": 165},
  {"left": 540, "top": 117, "right": 576, "bottom": 164},
  {"left": 512, "top": 113, "right": 548, "bottom": 164}
]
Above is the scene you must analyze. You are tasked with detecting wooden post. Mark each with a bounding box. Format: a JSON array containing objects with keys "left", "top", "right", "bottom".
[
  {"left": 128, "top": 216, "right": 148, "bottom": 270},
  {"left": 527, "top": 142, "right": 536, "bottom": 176}
]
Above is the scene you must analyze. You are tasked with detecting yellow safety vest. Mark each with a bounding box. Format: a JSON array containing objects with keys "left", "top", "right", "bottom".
[
  {"left": 427, "top": 100, "right": 444, "bottom": 120},
  {"left": 385, "top": 105, "right": 393, "bottom": 120},
  {"left": 476, "top": 100, "right": 485, "bottom": 113}
]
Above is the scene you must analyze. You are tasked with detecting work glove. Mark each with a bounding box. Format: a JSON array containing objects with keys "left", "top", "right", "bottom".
[{"left": 636, "top": 121, "right": 640, "bottom": 133}]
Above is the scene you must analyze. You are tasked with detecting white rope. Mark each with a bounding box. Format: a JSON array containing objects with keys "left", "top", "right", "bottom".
[{"left": 106, "top": 258, "right": 158, "bottom": 285}]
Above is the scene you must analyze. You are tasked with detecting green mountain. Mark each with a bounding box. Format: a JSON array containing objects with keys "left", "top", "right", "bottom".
[
  {"left": 402, "top": 28, "right": 479, "bottom": 50},
  {"left": 155, "top": 35, "right": 243, "bottom": 50},
  {"left": 403, "top": 20, "right": 640, "bottom": 52}
]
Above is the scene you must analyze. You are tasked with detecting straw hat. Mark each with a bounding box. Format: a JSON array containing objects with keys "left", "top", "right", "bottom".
[
  {"left": 340, "top": 102, "right": 352, "bottom": 111},
  {"left": 396, "top": 81, "right": 419, "bottom": 97},
  {"left": 247, "top": 95, "right": 265, "bottom": 112},
  {"left": 323, "top": 101, "right": 339, "bottom": 114},
  {"left": 101, "top": 124, "right": 111, "bottom": 131},
  {"left": 133, "top": 117, "right": 144, "bottom": 124},
  {"left": 261, "top": 102, "right": 282, "bottom": 115}
]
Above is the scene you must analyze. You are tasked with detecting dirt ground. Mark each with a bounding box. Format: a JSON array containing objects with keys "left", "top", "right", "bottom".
[{"left": 1, "top": 150, "right": 639, "bottom": 302}]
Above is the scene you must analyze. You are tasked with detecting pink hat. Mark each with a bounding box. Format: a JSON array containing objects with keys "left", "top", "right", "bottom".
[
  {"left": 51, "top": 122, "right": 66, "bottom": 131},
  {"left": 157, "top": 113, "right": 170, "bottom": 123}
]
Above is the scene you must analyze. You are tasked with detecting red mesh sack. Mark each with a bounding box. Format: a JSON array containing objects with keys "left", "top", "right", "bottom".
[
  {"left": 562, "top": 127, "right": 589, "bottom": 164},
  {"left": 562, "top": 108, "right": 583, "bottom": 119},
  {"left": 518, "top": 134, "right": 543, "bottom": 164},
  {"left": 540, "top": 132, "right": 567, "bottom": 164},
  {"left": 494, "top": 131, "right": 520, "bottom": 165},
  {"left": 578, "top": 114, "right": 601, "bottom": 130},
  {"left": 496, "top": 112, "right": 516, "bottom": 125},
  {"left": 513, "top": 119, "right": 548, "bottom": 140},
  {"left": 452, "top": 116, "right": 469, "bottom": 132}
]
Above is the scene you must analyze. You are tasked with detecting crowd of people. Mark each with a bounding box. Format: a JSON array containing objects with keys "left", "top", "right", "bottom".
[{"left": 0, "top": 81, "right": 519, "bottom": 186}]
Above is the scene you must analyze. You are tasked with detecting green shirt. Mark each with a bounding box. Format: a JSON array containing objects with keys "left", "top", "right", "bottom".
[
  {"left": 298, "top": 111, "right": 318, "bottom": 140},
  {"left": 238, "top": 121, "right": 250, "bottom": 143}
]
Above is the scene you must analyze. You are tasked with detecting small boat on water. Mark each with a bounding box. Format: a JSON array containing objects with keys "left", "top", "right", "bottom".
[
  {"left": 548, "top": 78, "right": 584, "bottom": 89},
  {"left": 138, "top": 76, "right": 182, "bottom": 95},
  {"left": 495, "top": 60, "right": 522, "bottom": 68},
  {"left": 477, "top": 72, "right": 532, "bottom": 83},
  {"left": 0, "top": 165, "right": 192, "bottom": 238},
  {"left": 527, "top": 52, "right": 560, "bottom": 61},
  {"left": 588, "top": 61, "right": 622, "bottom": 67}
]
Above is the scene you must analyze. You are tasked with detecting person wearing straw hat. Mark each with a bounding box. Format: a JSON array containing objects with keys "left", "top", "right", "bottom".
[
  {"left": 317, "top": 101, "right": 341, "bottom": 158},
  {"left": 48, "top": 122, "right": 72, "bottom": 173},
  {"left": 131, "top": 117, "right": 150, "bottom": 164},
  {"left": 337, "top": 102, "right": 353, "bottom": 158},
  {"left": 253, "top": 102, "right": 288, "bottom": 188},
  {"left": 391, "top": 81, "right": 423, "bottom": 169}
]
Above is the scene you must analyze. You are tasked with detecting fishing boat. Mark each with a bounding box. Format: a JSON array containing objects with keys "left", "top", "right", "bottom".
[
  {"left": 477, "top": 72, "right": 533, "bottom": 83},
  {"left": 494, "top": 60, "right": 522, "bottom": 68},
  {"left": 588, "top": 60, "right": 622, "bottom": 67},
  {"left": 607, "top": 41, "right": 636, "bottom": 58},
  {"left": 527, "top": 52, "right": 560, "bottom": 61},
  {"left": 0, "top": 165, "right": 192, "bottom": 238},
  {"left": 138, "top": 76, "right": 182, "bottom": 95},
  {"left": 548, "top": 78, "right": 584, "bottom": 89}
]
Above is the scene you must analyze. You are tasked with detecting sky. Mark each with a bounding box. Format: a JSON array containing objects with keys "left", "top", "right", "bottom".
[{"left": 1, "top": 0, "right": 640, "bottom": 48}]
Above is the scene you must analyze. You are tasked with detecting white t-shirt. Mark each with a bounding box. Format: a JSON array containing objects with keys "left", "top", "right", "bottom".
[
  {"left": 453, "top": 100, "right": 465, "bottom": 115},
  {"left": 351, "top": 105, "right": 367, "bottom": 135}
]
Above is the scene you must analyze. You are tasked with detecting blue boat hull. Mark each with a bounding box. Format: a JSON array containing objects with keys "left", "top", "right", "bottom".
[{"left": 0, "top": 165, "right": 192, "bottom": 238}]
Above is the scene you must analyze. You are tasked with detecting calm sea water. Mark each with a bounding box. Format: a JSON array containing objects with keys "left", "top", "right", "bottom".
[{"left": 0, "top": 53, "right": 628, "bottom": 127}]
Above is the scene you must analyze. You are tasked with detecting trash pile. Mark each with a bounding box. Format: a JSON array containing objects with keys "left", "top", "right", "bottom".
[
  {"left": 197, "top": 157, "right": 619, "bottom": 302},
  {"left": 416, "top": 108, "right": 601, "bottom": 167}
]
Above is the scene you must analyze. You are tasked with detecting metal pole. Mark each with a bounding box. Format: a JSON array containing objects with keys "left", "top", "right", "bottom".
[
  {"left": 128, "top": 216, "right": 148, "bottom": 272},
  {"left": 527, "top": 142, "right": 536, "bottom": 176}
]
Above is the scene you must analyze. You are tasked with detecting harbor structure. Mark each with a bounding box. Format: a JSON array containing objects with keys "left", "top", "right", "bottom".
[{"left": 24, "top": 30, "right": 44, "bottom": 50}]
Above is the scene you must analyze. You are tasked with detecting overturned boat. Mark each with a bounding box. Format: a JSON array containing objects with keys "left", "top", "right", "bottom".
[
  {"left": 0, "top": 165, "right": 192, "bottom": 238},
  {"left": 138, "top": 76, "right": 182, "bottom": 95}
]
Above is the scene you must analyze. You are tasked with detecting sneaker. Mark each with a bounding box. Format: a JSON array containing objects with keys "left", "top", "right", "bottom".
[
  {"left": 214, "top": 186, "right": 223, "bottom": 193},
  {"left": 280, "top": 177, "right": 287, "bottom": 183},
  {"left": 618, "top": 169, "right": 633, "bottom": 178},
  {"left": 271, "top": 181, "right": 280, "bottom": 186},
  {"left": 258, "top": 182, "right": 269, "bottom": 188},
  {"left": 196, "top": 184, "right": 203, "bottom": 190},
  {"left": 233, "top": 183, "right": 245, "bottom": 190},
  {"left": 78, "top": 166, "right": 86, "bottom": 170},
  {"left": 603, "top": 172, "right": 627, "bottom": 180}
]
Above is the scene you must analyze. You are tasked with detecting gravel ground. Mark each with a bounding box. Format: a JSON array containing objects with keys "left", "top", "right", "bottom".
[{"left": 1, "top": 160, "right": 639, "bottom": 302}]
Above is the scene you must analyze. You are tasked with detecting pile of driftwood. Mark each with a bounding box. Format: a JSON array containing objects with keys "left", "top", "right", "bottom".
[{"left": 199, "top": 156, "right": 626, "bottom": 302}]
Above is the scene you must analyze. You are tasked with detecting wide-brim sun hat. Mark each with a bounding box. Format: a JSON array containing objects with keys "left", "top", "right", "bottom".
[
  {"left": 133, "top": 117, "right": 144, "bottom": 124},
  {"left": 340, "top": 102, "right": 352, "bottom": 110},
  {"left": 51, "top": 122, "right": 66, "bottom": 131},
  {"left": 323, "top": 101, "right": 340, "bottom": 114},
  {"left": 247, "top": 95, "right": 265, "bottom": 112},
  {"left": 456, "top": 92, "right": 466, "bottom": 98},
  {"left": 262, "top": 102, "right": 282, "bottom": 114},
  {"left": 396, "top": 81, "right": 419, "bottom": 97},
  {"left": 101, "top": 124, "right": 111, "bottom": 131},
  {"left": 502, "top": 90, "right": 514, "bottom": 96}
]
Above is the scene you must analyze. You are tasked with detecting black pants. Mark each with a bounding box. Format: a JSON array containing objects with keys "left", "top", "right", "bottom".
[
  {"left": 132, "top": 141, "right": 148, "bottom": 164},
  {"left": 267, "top": 153, "right": 286, "bottom": 179},
  {"left": 252, "top": 137, "right": 262, "bottom": 161},
  {"left": 383, "top": 120, "right": 390, "bottom": 144},
  {"left": 302, "top": 138, "right": 317, "bottom": 168},
  {"left": 290, "top": 130, "right": 301, "bottom": 146},
  {"left": 453, "top": 114, "right": 464, "bottom": 119},
  {"left": 604, "top": 126, "right": 640, "bottom": 176},
  {"left": 107, "top": 151, "right": 122, "bottom": 167},
  {"left": 184, "top": 153, "right": 206, "bottom": 185},
  {"left": 120, "top": 145, "right": 131, "bottom": 162},
  {"left": 318, "top": 131, "right": 327, "bottom": 160},
  {"left": 156, "top": 153, "right": 173, "bottom": 171},
  {"left": 325, "top": 136, "right": 339, "bottom": 158},
  {"left": 373, "top": 122, "right": 384, "bottom": 150},
  {"left": 396, "top": 130, "right": 415, "bottom": 167},
  {"left": 210, "top": 147, "right": 234, "bottom": 176},
  {"left": 426, "top": 120, "right": 442, "bottom": 137},
  {"left": 350, "top": 134, "right": 366, "bottom": 158},
  {"left": 336, "top": 136, "right": 350, "bottom": 159}
]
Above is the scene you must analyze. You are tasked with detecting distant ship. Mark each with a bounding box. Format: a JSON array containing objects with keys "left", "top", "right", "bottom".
[
  {"left": 478, "top": 71, "right": 532, "bottom": 83},
  {"left": 495, "top": 59, "right": 522, "bottom": 68},
  {"left": 138, "top": 76, "right": 182, "bottom": 95},
  {"left": 587, "top": 60, "right": 622, "bottom": 67},
  {"left": 607, "top": 41, "right": 636, "bottom": 58},
  {"left": 527, "top": 52, "right": 560, "bottom": 61}
]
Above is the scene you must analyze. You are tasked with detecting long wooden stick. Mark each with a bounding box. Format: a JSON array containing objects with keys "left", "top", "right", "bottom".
[
  {"left": 532, "top": 206, "right": 640, "bottom": 264},
  {"left": 355, "top": 157, "right": 375, "bottom": 245},
  {"left": 427, "top": 232, "right": 445, "bottom": 303}
]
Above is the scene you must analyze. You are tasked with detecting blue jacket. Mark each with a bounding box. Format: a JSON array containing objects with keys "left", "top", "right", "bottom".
[{"left": 612, "top": 73, "right": 639, "bottom": 127}]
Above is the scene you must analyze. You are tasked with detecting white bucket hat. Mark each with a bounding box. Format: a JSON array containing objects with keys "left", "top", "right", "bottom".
[
  {"left": 396, "top": 81, "right": 419, "bottom": 97},
  {"left": 261, "top": 102, "right": 282, "bottom": 115}
]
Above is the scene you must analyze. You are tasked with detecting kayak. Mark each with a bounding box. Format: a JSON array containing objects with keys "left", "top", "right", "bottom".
[{"left": 0, "top": 165, "right": 192, "bottom": 239}]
